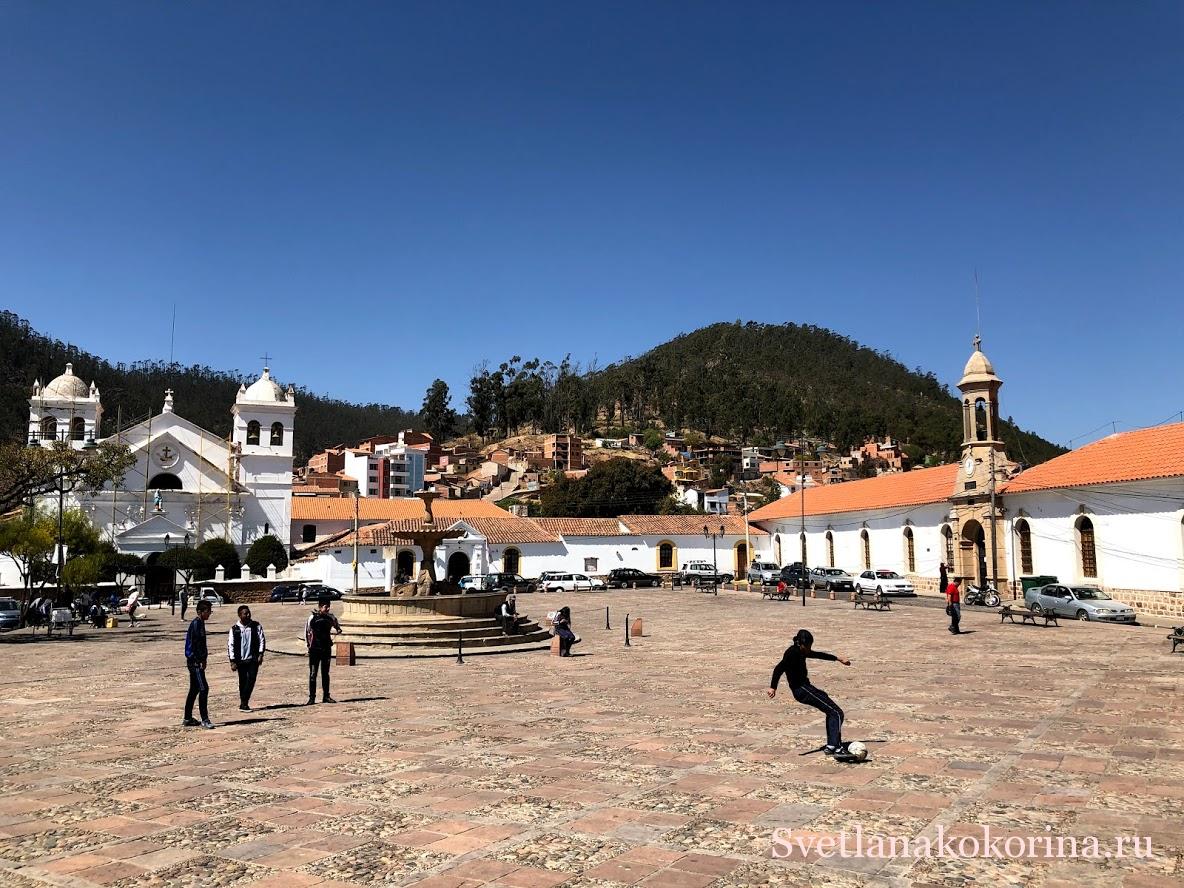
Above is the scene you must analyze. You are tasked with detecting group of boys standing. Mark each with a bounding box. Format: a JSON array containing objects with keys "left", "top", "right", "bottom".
[{"left": 183, "top": 597, "right": 343, "bottom": 728}]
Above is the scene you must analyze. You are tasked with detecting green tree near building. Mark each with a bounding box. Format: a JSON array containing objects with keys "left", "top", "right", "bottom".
[
  {"left": 245, "top": 535, "right": 289, "bottom": 577},
  {"left": 540, "top": 458, "right": 674, "bottom": 517},
  {"left": 421, "top": 379, "right": 457, "bottom": 442},
  {"left": 197, "top": 538, "right": 242, "bottom": 580}
]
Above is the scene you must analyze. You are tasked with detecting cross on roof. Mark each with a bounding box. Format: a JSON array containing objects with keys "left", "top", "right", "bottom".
[
  {"left": 260, "top": 352, "right": 271, "bottom": 368},
  {"left": 164, "top": 388, "right": 174, "bottom": 398}
]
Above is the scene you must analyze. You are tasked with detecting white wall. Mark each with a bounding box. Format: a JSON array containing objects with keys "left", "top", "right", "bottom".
[{"left": 1005, "top": 479, "right": 1184, "bottom": 593}]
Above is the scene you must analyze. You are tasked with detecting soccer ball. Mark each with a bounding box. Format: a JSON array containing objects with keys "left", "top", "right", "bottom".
[{"left": 845, "top": 741, "right": 868, "bottom": 761}]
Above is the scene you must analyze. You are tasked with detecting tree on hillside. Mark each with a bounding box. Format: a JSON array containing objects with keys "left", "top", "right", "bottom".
[
  {"left": 539, "top": 458, "right": 674, "bottom": 518},
  {"left": 245, "top": 535, "right": 289, "bottom": 576},
  {"left": 643, "top": 428, "right": 664, "bottom": 451},
  {"left": 466, "top": 366, "right": 498, "bottom": 440},
  {"left": 421, "top": 379, "right": 457, "bottom": 441}
]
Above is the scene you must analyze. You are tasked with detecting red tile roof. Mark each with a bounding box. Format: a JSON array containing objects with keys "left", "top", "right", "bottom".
[
  {"left": 317, "top": 516, "right": 560, "bottom": 548},
  {"left": 532, "top": 518, "right": 625, "bottom": 536},
  {"left": 462, "top": 518, "right": 561, "bottom": 544},
  {"left": 291, "top": 497, "right": 512, "bottom": 521},
  {"left": 1004, "top": 422, "right": 1184, "bottom": 494},
  {"left": 748, "top": 464, "right": 959, "bottom": 521},
  {"left": 619, "top": 515, "right": 765, "bottom": 536}
]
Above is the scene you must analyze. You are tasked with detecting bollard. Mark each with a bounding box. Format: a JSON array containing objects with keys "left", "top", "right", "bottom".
[
  {"left": 605, "top": 606, "right": 611, "bottom": 630},
  {"left": 336, "top": 641, "right": 356, "bottom": 666},
  {"left": 631, "top": 617, "right": 643, "bottom": 638},
  {"left": 456, "top": 630, "right": 464, "bottom": 665},
  {"left": 625, "top": 613, "right": 631, "bottom": 647}
]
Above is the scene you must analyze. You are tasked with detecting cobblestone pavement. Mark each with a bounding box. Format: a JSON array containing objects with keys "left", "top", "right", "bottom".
[{"left": 0, "top": 589, "right": 1180, "bottom": 887}]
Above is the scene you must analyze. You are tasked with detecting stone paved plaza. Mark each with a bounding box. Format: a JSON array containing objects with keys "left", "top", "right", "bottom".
[{"left": 0, "top": 588, "right": 1181, "bottom": 888}]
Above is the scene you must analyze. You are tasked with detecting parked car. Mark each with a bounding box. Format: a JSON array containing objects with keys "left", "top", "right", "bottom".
[
  {"left": 810, "top": 567, "right": 856, "bottom": 595},
  {"left": 542, "top": 573, "right": 606, "bottom": 592},
  {"left": 485, "top": 573, "right": 538, "bottom": 594},
  {"left": 853, "top": 570, "right": 916, "bottom": 597},
  {"left": 779, "top": 562, "right": 809, "bottom": 587},
  {"left": 538, "top": 571, "right": 566, "bottom": 583},
  {"left": 458, "top": 575, "right": 486, "bottom": 591},
  {"left": 185, "top": 587, "right": 225, "bottom": 606},
  {"left": 606, "top": 568, "right": 662, "bottom": 588},
  {"left": 269, "top": 584, "right": 304, "bottom": 602},
  {"left": 0, "top": 598, "right": 20, "bottom": 631},
  {"left": 300, "top": 584, "right": 343, "bottom": 601},
  {"left": 1025, "top": 584, "right": 1136, "bottom": 623},
  {"left": 679, "top": 562, "right": 734, "bottom": 585},
  {"left": 746, "top": 561, "right": 781, "bottom": 584}
]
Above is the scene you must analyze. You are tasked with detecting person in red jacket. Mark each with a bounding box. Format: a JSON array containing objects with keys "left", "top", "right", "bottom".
[{"left": 945, "top": 579, "right": 962, "bottom": 634}]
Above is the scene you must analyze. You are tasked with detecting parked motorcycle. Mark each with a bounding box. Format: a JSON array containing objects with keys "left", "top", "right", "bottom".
[{"left": 965, "top": 583, "right": 1001, "bottom": 608}]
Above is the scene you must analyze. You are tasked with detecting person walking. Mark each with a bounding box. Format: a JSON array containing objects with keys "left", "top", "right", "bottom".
[
  {"left": 553, "top": 605, "right": 579, "bottom": 656},
  {"left": 183, "top": 600, "right": 215, "bottom": 728},
  {"left": 179, "top": 583, "right": 189, "bottom": 620},
  {"left": 305, "top": 597, "right": 341, "bottom": 704},
  {"left": 227, "top": 605, "right": 266, "bottom": 711},
  {"left": 767, "top": 629, "right": 851, "bottom": 755},
  {"left": 945, "top": 578, "right": 962, "bottom": 634},
  {"left": 126, "top": 587, "right": 142, "bottom": 627},
  {"left": 939, "top": 562, "right": 949, "bottom": 597}
]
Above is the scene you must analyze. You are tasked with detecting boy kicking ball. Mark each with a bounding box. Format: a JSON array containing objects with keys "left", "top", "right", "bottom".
[{"left": 767, "top": 629, "right": 852, "bottom": 757}]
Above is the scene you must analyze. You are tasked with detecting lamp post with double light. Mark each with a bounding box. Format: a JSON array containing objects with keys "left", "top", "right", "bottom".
[{"left": 703, "top": 523, "right": 726, "bottom": 596}]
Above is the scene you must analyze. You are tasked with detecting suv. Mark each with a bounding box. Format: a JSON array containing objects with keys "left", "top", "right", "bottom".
[
  {"left": 779, "top": 563, "right": 809, "bottom": 587},
  {"left": 269, "top": 584, "right": 304, "bottom": 602},
  {"left": 607, "top": 568, "right": 662, "bottom": 588},
  {"left": 679, "top": 562, "right": 734, "bottom": 586},
  {"left": 809, "top": 567, "right": 855, "bottom": 595},
  {"left": 542, "top": 573, "right": 606, "bottom": 593},
  {"left": 746, "top": 561, "right": 780, "bottom": 584},
  {"left": 301, "top": 584, "right": 343, "bottom": 601},
  {"left": 486, "top": 573, "right": 538, "bottom": 594},
  {"left": 0, "top": 598, "right": 19, "bottom": 631}
]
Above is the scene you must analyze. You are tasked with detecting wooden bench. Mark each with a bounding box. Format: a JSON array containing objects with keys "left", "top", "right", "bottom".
[
  {"left": 1000, "top": 605, "right": 1058, "bottom": 627},
  {"left": 1168, "top": 628, "right": 1184, "bottom": 653},
  {"left": 761, "top": 587, "right": 791, "bottom": 601},
  {"left": 853, "top": 591, "right": 891, "bottom": 611}
]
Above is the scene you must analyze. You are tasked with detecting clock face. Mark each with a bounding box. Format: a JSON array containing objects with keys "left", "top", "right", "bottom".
[{"left": 963, "top": 455, "right": 975, "bottom": 477}]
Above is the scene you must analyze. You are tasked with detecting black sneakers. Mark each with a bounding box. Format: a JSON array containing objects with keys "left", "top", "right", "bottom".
[{"left": 182, "top": 717, "right": 201, "bottom": 727}]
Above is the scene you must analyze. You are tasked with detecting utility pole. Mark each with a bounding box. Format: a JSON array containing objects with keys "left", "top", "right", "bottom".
[
  {"left": 989, "top": 445, "right": 999, "bottom": 592},
  {"left": 742, "top": 491, "right": 750, "bottom": 581},
  {"left": 352, "top": 491, "right": 360, "bottom": 595}
]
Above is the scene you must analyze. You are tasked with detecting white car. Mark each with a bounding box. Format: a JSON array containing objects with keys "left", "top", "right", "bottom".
[
  {"left": 854, "top": 570, "right": 916, "bottom": 597},
  {"left": 542, "top": 573, "right": 606, "bottom": 593},
  {"left": 184, "top": 587, "right": 225, "bottom": 606}
]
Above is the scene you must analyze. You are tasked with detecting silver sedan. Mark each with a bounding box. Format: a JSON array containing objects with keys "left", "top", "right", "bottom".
[{"left": 1025, "top": 584, "right": 1136, "bottom": 623}]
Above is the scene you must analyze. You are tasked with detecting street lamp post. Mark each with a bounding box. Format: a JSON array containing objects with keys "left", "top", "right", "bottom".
[
  {"left": 165, "top": 533, "right": 174, "bottom": 615},
  {"left": 703, "top": 523, "right": 725, "bottom": 596}
]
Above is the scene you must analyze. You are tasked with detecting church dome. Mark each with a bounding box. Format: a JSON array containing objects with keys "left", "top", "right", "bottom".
[
  {"left": 958, "top": 336, "right": 1001, "bottom": 387},
  {"left": 42, "top": 364, "right": 91, "bottom": 400},
  {"left": 241, "top": 368, "right": 287, "bottom": 402}
]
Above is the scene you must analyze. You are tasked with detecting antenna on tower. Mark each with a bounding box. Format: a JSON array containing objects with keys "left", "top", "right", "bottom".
[
  {"left": 169, "top": 303, "right": 176, "bottom": 364},
  {"left": 974, "top": 269, "right": 982, "bottom": 340}
]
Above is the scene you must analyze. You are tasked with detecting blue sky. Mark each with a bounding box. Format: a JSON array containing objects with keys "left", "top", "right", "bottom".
[{"left": 1, "top": 2, "right": 1180, "bottom": 447}]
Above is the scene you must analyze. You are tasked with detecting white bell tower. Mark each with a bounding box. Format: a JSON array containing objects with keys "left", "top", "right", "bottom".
[
  {"left": 29, "top": 363, "right": 103, "bottom": 449},
  {"left": 232, "top": 367, "right": 296, "bottom": 548}
]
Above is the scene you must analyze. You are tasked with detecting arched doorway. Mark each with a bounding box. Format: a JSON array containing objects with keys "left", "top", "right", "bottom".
[
  {"left": 446, "top": 552, "right": 470, "bottom": 583},
  {"left": 396, "top": 550, "right": 415, "bottom": 580},
  {"left": 143, "top": 551, "right": 174, "bottom": 601},
  {"left": 734, "top": 542, "right": 748, "bottom": 577},
  {"left": 503, "top": 547, "right": 521, "bottom": 575},
  {"left": 961, "top": 519, "right": 987, "bottom": 586},
  {"left": 148, "top": 473, "right": 182, "bottom": 490}
]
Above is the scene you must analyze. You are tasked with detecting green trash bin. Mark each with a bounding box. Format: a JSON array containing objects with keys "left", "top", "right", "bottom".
[{"left": 1019, "top": 575, "right": 1057, "bottom": 596}]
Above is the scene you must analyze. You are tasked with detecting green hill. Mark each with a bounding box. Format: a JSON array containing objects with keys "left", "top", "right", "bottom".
[
  {"left": 0, "top": 311, "right": 420, "bottom": 464},
  {"left": 587, "top": 321, "right": 1063, "bottom": 465}
]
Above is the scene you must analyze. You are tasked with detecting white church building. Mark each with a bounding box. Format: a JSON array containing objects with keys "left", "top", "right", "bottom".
[{"left": 19, "top": 363, "right": 295, "bottom": 561}]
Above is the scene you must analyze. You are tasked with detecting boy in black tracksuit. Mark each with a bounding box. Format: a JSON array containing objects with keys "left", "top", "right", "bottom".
[
  {"left": 183, "top": 600, "right": 215, "bottom": 728},
  {"left": 305, "top": 598, "right": 341, "bottom": 704},
  {"left": 767, "top": 629, "right": 851, "bottom": 754}
]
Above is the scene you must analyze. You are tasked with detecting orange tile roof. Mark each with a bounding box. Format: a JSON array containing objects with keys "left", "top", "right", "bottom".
[
  {"left": 619, "top": 515, "right": 765, "bottom": 536},
  {"left": 462, "top": 518, "right": 561, "bottom": 544},
  {"left": 291, "top": 497, "right": 512, "bottom": 521},
  {"left": 1003, "top": 422, "right": 1184, "bottom": 494},
  {"left": 532, "top": 518, "right": 626, "bottom": 536},
  {"left": 748, "top": 464, "right": 959, "bottom": 522},
  {"left": 320, "top": 516, "right": 559, "bottom": 548}
]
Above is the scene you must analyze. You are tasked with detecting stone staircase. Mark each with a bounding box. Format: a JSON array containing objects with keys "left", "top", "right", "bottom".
[{"left": 336, "top": 615, "right": 553, "bottom": 658}]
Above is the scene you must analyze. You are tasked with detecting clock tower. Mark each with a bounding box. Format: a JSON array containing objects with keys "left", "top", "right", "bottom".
[{"left": 948, "top": 336, "right": 1013, "bottom": 591}]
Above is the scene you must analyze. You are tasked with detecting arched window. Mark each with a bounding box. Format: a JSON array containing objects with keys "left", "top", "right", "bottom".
[
  {"left": 503, "top": 547, "right": 521, "bottom": 575},
  {"left": 942, "top": 525, "right": 955, "bottom": 569},
  {"left": 40, "top": 417, "right": 57, "bottom": 441},
  {"left": 658, "top": 540, "right": 676, "bottom": 570},
  {"left": 799, "top": 532, "right": 807, "bottom": 566},
  {"left": 974, "top": 398, "right": 989, "bottom": 441},
  {"left": 247, "top": 420, "right": 261, "bottom": 445},
  {"left": 1016, "top": 519, "right": 1033, "bottom": 575},
  {"left": 70, "top": 417, "right": 85, "bottom": 441},
  {"left": 1076, "top": 516, "right": 1097, "bottom": 578},
  {"left": 147, "top": 473, "right": 182, "bottom": 490},
  {"left": 861, "top": 529, "right": 871, "bottom": 569},
  {"left": 270, "top": 422, "right": 284, "bottom": 446},
  {"left": 903, "top": 527, "right": 915, "bottom": 573},
  {"left": 826, "top": 531, "right": 835, "bottom": 567},
  {"left": 302, "top": 524, "right": 317, "bottom": 543}
]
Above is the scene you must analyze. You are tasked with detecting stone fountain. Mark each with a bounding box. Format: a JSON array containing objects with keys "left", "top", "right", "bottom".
[{"left": 331, "top": 491, "right": 552, "bottom": 658}]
